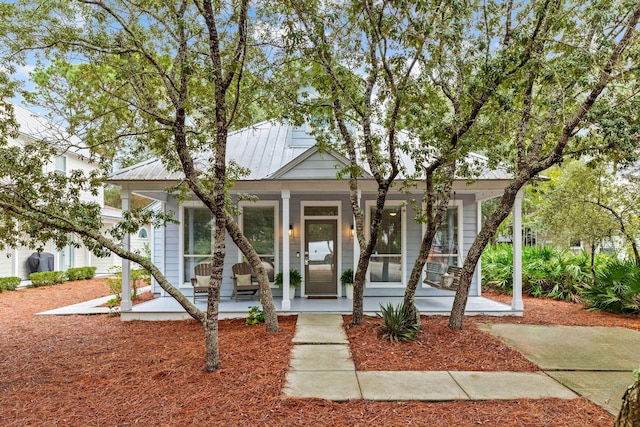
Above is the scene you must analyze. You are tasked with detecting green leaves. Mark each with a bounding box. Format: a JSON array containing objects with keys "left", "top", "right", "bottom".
[{"left": 377, "top": 301, "right": 421, "bottom": 343}]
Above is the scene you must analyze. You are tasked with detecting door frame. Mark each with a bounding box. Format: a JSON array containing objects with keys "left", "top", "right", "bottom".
[{"left": 300, "top": 201, "right": 342, "bottom": 297}]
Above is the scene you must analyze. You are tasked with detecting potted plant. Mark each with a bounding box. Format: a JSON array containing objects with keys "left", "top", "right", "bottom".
[
  {"left": 340, "top": 268, "right": 354, "bottom": 299},
  {"left": 274, "top": 269, "right": 302, "bottom": 298}
]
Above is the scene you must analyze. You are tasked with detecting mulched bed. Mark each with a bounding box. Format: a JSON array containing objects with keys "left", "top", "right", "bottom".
[
  {"left": 345, "top": 315, "right": 539, "bottom": 372},
  {"left": 0, "top": 279, "right": 626, "bottom": 426}
]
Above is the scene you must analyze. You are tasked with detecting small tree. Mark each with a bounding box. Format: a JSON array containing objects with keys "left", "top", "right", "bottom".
[{"left": 1, "top": 0, "right": 281, "bottom": 371}]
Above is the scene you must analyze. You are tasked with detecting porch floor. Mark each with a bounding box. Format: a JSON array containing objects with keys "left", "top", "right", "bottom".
[{"left": 120, "top": 294, "right": 520, "bottom": 321}]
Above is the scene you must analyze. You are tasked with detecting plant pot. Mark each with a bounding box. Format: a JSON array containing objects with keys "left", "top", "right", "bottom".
[
  {"left": 289, "top": 286, "right": 297, "bottom": 298},
  {"left": 345, "top": 286, "right": 353, "bottom": 300}
]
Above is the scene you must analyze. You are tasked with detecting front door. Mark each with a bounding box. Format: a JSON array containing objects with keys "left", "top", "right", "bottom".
[{"left": 305, "top": 219, "right": 337, "bottom": 295}]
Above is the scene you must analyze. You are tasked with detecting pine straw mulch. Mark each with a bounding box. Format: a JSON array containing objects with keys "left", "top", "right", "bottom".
[{"left": 0, "top": 280, "right": 627, "bottom": 426}]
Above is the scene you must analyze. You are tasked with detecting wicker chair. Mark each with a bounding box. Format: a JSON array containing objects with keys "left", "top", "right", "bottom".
[
  {"left": 190, "top": 262, "right": 212, "bottom": 303},
  {"left": 231, "top": 262, "right": 260, "bottom": 301}
]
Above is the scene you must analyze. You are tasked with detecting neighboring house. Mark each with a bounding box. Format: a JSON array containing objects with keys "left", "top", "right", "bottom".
[
  {"left": 109, "top": 120, "right": 525, "bottom": 310},
  {"left": 0, "top": 103, "right": 119, "bottom": 280}
]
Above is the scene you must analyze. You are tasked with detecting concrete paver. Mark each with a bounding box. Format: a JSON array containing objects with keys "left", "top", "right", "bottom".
[
  {"left": 357, "top": 371, "right": 468, "bottom": 401},
  {"left": 292, "top": 324, "right": 349, "bottom": 344},
  {"left": 547, "top": 371, "right": 634, "bottom": 416},
  {"left": 481, "top": 324, "right": 640, "bottom": 370},
  {"left": 449, "top": 371, "right": 578, "bottom": 400},
  {"left": 289, "top": 344, "right": 354, "bottom": 371},
  {"left": 294, "top": 313, "right": 344, "bottom": 326},
  {"left": 283, "top": 371, "right": 361, "bottom": 401}
]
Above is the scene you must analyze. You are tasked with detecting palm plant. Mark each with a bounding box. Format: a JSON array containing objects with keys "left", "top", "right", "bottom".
[{"left": 581, "top": 259, "right": 640, "bottom": 314}]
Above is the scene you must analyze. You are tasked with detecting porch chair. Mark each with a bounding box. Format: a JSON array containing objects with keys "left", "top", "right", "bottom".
[
  {"left": 231, "top": 262, "right": 260, "bottom": 302},
  {"left": 190, "top": 262, "right": 212, "bottom": 303}
]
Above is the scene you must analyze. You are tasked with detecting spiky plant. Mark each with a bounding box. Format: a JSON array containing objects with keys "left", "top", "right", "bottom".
[{"left": 377, "top": 301, "right": 421, "bottom": 342}]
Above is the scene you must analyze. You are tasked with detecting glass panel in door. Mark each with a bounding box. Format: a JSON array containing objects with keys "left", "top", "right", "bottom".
[{"left": 305, "top": 220, "right": 337, "bottom": 295}]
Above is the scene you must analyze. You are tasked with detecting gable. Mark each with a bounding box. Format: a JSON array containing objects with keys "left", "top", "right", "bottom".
[{"left": 269, "top": 147, "right": 369, "bottom": 180}]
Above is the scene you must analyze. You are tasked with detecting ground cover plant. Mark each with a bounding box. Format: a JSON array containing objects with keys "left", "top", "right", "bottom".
[
  {"left": 481, "top": 244, "right": 640, "bottom": 313},
  {"left": 1, "top": 278, "right": 630, "bottom": 425}
]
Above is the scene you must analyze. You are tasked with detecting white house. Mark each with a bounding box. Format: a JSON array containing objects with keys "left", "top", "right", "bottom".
[
  {"left": 0, "top": 103, "right": 121, "bottom": 280},
  {"left": 108, "top": 120, "right": 525, "bottom": 313}
]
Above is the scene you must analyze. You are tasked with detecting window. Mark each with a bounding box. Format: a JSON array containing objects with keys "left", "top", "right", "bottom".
[
  {"left": 367, "top": 203, "right": 404, "bottom": 285},
  {"left": 425, "top": 205, "right": 461, "bottom": 283},
  {"left": 54, "top": 155, "right": 66, "bottom": 176},
  {"left": 138, "top": 228, "right": 148, "bottom": 239},
  {"left": 183, "top": 207, "right": 214, "bottom": 283},
  {"left": 241, "top": 202, "right": 278, "bottom": 281}
]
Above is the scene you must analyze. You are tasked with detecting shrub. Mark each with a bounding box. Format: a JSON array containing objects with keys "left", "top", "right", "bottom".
[
  {"left": 29, "top": 271, "right": 67, "bottom": 287},
  {"left": 481, "top": 244, "right": 608, "bottom": 301},
  {"left": 106, "top": 267, "right": 149, "bottom": 300},
  {"left": 66, "top": 266, "right": 97, "bottom": 281},
  {"left": 246, "top": 306, "right": 265, "bottom": 325},
  {"left": 0, "top": 276, "right": 21, "bottom": 292},
  {"left": 581, "top": 259, "right": 640, "bottom": 314},
  {"left": 377, "top": 301, "right": 421, "bottom": 342}
]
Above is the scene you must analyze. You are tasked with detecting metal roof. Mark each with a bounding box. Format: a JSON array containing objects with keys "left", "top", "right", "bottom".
[
  {"left": 109, "top": 120, "right": 511, "bottom": 183},
  {"left": 10, "top": 102, "right": 90, "bottom": 159}
]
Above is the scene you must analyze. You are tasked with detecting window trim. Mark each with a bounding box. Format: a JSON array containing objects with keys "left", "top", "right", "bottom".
[
  {"left": 365, "top": 201, "right": 406, "bottom": 288},
  {"left": 179, "top": 201, "right": 213, "bottom": 287},
  {"left": 238, "top": 200, "right": 279, "bottom": 282},
  {"left": 54, "top": 155, "right": 67, "bottom": 176},
  {"left": 421, "top": 199, "right": 464, "bottom": 287}
]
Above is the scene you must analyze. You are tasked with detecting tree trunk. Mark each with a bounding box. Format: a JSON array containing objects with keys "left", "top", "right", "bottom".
[
  {"left": 404, "top": 163, "right": 455, "bottom": 318},
  {"left": 615, "top": 376, "right": 640, "bottom": 427},
  {"left": 448, "top": 184, "right": 522, "bottom": 330},
  {"left": 352, "top": 186, "right": 390, "bottom": 325},
  {"left": 204, "top": 280, "right": 221, "bottom": 371},
  {"left": 225, "top": 212, "right": 279, "bottom": 332}
]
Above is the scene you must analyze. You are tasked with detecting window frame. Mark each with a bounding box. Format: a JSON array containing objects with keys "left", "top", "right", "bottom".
[
  {"left": 238, "top": 200, "right": 279, "bottom": 281},
  {"left": 421, "top": 199, "right": 464, "bottom": 287},
  {"left": 365, "top": 201, "right": 406, "bottom": 288},
  {"left": 180, "top": 201, "right": 214, "bottom": 286},
  {"left": 54, "top": 155, "right": 67, "bottom": 176}
]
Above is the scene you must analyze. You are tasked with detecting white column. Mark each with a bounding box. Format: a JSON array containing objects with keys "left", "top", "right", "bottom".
[
  {"left": 12, "top": 248, "right": 19, "bottom": 277},
  {"left": 512, "top": 190, "right": 524, "bottom": 311},
  {"left": 281, "top": 189, "right": 291, "bottom": 311},
  {"left": 476, "top": 200, "right": 482, "bottom": 297},
  {"left": 353, "top": 189, "right": 361, "bottom": 272},
  {"left": 120, "top": 187, "right": 132, "bottom": 312}
]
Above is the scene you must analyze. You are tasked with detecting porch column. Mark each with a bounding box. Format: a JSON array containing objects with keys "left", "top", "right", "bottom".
[
  {"left": 120, "top": 187, "right": 132, "bottom": 312},
  {"left": 281, "top": 189, "right": 291, "bottom": 311},
  {"left": 476, "top": 200, "right": 482, "bottom": 297},
  {"left": 512, "top": 190, "right": 524, "bottom": 311},
  {"left": 12, "top": 248, "right": 18, "bottom": 277}
]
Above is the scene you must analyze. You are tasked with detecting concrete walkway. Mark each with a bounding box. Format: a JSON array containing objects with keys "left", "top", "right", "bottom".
[
  {"left": 481, "top": 323, "right": 640, "bottom": 416},
  {"left": 283, "top": 314, "right": 578, "bottom": 403}
]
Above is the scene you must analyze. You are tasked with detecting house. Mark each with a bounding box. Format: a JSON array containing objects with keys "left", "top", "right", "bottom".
[
  {"left": 108, "top": 120, "right": 526, "bottom": 313},
  {"left": 0, "top": 103, "right": 121, "bottom": 280}
]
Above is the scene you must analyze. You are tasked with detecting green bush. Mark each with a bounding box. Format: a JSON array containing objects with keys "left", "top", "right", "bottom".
[
  {"left": 66, "top": 266, "right": 97, "bottom": 281},
  {"left": 29, "top": 271, "right": 67, "bottom": 287},
  {"left": 0, "top": 276, "right": 21, "bottom": 292},
  {"left": 377, "top": 301, "right": 421, "bottom": 342},
  {"left": 581, "top": 259, "right": 640, "bottom": 314},
  {"left": 246, "top": 306, "right": 265, "bottom": 325},
  {"left": 482, "top": 244, "right": 608, "bottom": 301},
  {"left": 106, "top": 267, "right": 149, "bottom": 300},
  {"left": 274, "top": 269, "right": 302, "bottom": 288}
]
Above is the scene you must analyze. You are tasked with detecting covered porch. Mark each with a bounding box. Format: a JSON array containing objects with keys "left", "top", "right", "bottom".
[{"left": 119, "top": 294, "right": 519, "bottom": 321}]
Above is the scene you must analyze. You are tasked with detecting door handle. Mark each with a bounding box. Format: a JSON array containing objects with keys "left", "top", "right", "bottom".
[{"left": 304, "top": 251, "right": 309, "bottom": 266}]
